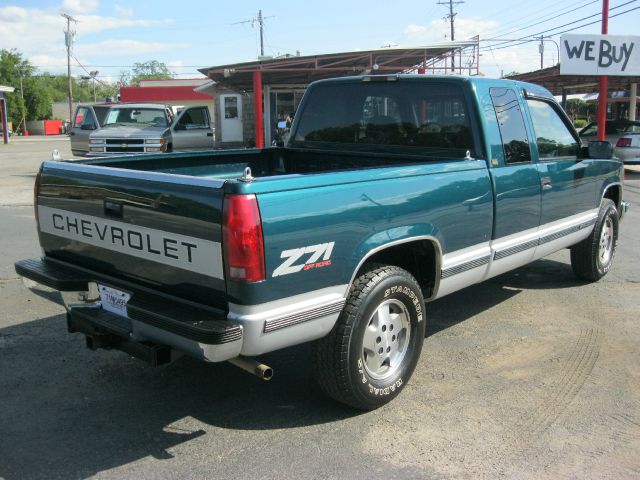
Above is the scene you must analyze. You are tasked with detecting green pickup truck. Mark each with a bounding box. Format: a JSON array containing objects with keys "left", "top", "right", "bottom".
[{"left": 16, "top": 75, "right": 628, "bottom": 409}]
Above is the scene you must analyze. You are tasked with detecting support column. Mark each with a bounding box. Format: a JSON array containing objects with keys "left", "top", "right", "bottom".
[
  {"left": 253, "top": 71, "right": 264, "bottom": 149},
  {"left": 1, "top": 98, "right": 8, "bottom": 145},
  {"left": 561, "top": 88, "right": 567, "bottom": 112},
  {"left": 630, "top": 83, "right": 637, "bottom": 121},
  {"left": 596, "top": 0, "right": 609, "bottom": 141}
]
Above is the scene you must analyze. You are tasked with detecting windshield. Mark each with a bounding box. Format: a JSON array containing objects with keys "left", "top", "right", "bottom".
[{"left": 103, "top": 108, "right": 169, "bottom": 127}]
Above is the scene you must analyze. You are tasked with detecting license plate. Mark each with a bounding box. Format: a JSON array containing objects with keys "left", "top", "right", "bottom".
[{"left": 98, "top": 284, "right": 131, "bottom": 317}]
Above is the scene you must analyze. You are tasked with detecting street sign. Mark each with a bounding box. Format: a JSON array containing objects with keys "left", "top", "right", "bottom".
[{"left": 560, "top": 34, "right": 639, "bottom": 76}]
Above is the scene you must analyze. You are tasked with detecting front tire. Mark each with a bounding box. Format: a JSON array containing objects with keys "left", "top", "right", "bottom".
[
  {"left": 314, "top": 265, "right": 426, "bottom": 410},
  {"left": 570, "top": 199, "right": 619, "bottom": 281}
]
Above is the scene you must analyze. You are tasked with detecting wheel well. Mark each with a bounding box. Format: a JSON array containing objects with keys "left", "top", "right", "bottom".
[
  {"left": 356, "top": 240, "right": 439, "bottom": 299},
  {"left": 603, "top": 184, "right": 621, "bottom": 210}
]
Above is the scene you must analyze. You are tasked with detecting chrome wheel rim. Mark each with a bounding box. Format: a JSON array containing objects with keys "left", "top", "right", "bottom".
[
  {"left": 599, "top": 217, "right": 614, "bottom": 265},
  {"left": 362, "top": 299, "right": 411, "bottom": 380}
]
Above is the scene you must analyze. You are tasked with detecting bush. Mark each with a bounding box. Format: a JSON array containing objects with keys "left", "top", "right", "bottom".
[{"left": 573, "top": 119, "right": 587, "bottom": 129}]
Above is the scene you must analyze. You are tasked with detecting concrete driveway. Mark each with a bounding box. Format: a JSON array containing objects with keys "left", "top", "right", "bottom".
[{"left": 1, "top": 136, "right": 639, "bottom": 479}]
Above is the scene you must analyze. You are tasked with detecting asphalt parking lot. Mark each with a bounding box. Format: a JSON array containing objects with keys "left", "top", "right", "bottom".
[{"left": 1, "top": 136, "right": 639, "bottom": 479}]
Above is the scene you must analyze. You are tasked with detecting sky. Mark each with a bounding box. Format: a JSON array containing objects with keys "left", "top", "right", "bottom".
[{"left": 0, "top": 0, "right": 637, "bottom": 83}]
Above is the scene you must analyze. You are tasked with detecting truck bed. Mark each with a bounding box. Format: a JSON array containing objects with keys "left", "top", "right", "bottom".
[
  {"left": 38, "top": 146, "right": 487, "bottom": 311},
  {"left": 78, "top": 146, "right": 472, "bottom": 180}
]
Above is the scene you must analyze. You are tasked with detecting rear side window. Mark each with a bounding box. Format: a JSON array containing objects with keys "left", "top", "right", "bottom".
[
  {"left": 489, "top": 88, "right": 531, "bottom": 164},
  {"left": 526, "top": 99, "right": 578, "bottom": 160},
  {"left": 292, "top": 82, "right": 473, "bottom": 158}
]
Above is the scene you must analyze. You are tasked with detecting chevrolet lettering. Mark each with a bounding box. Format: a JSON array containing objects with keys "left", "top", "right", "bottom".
[{"left": 16, "top": 75, "right": 628, "bottom": 409}]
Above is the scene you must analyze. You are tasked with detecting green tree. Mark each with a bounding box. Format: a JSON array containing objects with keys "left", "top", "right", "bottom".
[
  {"left": 0, "top": 49, "right": 120, "bottom": 128},
  {"left": 23, "top": 77, "right": 54, "bottom": 120},
  {"left": 566, "top": 98, "right": 586, "bottom": 121},
  {"left": 130, "top": 60, "right": 172, "bottom": 85},
  {"left": 0, "top": 49, "right": 35, "bottom": 130}
]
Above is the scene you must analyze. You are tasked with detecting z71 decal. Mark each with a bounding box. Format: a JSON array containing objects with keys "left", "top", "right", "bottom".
[{"left": 272, "top": 242, "right": 335, "bottom": 277}]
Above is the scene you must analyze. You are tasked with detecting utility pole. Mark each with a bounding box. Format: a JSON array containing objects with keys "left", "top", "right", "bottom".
[
  {"left": 233, "top": 10, "right": 273, "bottom": 58},
  {"left": 257, "top": 10, "right": 264, "bottom": 57},
  {"left": 437, "top": 0, "right": 464, "bottom": 72},
  {"left": 17, "top": 68, "right": 27, "bottom": 134},
  {"left": 61, "top": 13, "right": 77, "bottom": 129},
  {"left": 539, "top": 35, "right": 544, "bottom": 69}
]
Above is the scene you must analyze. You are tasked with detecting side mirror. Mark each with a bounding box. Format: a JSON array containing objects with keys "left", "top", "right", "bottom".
[
  {"left": 588, "top": 140, "right": 613, "bottom": 159},
  {"left": 174, "top": 123, "right": 186, "bottom": 131},
  {"left": 81, "top": 124, "right": 95, "bottom": 130}
]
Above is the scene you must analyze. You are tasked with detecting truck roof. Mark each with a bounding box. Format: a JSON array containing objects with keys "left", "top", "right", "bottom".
[
  {"left": 312, "top": 74, "right": 555, "bottom": 99},
  {"left": 110, "top": 103, "right": 169, "bottom": 109}
]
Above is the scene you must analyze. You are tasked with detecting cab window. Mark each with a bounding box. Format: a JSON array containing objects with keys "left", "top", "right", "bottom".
[
  {"left": 178, "top": 108, "right": 210, "bottom": 129},
  {"left": 293, "top": 82, "right": 473, "bottom": 158},
  {"left": 73, "top": 107, "right": 95, "bottom": 128},
  {"left": 489, "top": 88, "right": 531, "bottom": 164},
  {"left": 526, "top": 99, "right": 579, "bottom": 160}
]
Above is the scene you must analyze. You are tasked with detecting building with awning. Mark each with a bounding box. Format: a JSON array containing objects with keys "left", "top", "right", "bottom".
[
  {"left": 198, "top": 42, "right": 480, "bottom": 148},
  {"left": 507, "top": 64, "right": 639, "bottom": 121}
]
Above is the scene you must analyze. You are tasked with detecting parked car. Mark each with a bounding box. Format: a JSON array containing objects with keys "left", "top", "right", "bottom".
[
  {"left": 578, "top": 119, "right": 640, "bottom": 145},
  {"left": 70, "top": 104, "right": 112, "bottom": 156},
  {"left": 87, "top": 103, "right": 214, "bottom": 156},
  {"left": 614, "top": 134, "right": 640, "bottom": 164},
  {"left": 16, "top": 75, "right": 627, "bottom": 410}
]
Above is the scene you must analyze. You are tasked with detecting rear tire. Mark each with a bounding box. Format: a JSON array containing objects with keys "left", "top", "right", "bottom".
[
  {"left": 570, "top": 199, "right": 618, "bottom": 281},
  {"left": 314, "top": 265, "right": 426, "bottom": 410}
]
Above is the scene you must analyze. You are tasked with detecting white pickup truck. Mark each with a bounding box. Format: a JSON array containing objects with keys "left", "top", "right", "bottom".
[{"left": 73, "top": 103, "right": 214, "bottom": 156}]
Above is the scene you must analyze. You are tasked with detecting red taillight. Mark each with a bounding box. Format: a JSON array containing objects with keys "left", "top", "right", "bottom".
[
  {"left": 616, "top": 137, "right": 632, "bottom": 148},
  {"left": 34, "top": 166, "right": 43, "bottom": 228},
  {"left": 222, "top": 194, "right": 265, "bottom": 282}
]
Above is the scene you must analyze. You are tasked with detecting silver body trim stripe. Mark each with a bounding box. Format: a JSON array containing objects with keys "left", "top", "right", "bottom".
[
  {"left": 263, "top": 299, "right": 346, "bottom": 333},
  {"left": 435, "top": 209, "right": 599, "bottom": 298},
  {"left": 493, "top": 239, "right": 539, "bottom": 260},
  {"left": 441, "top": 255, "right": 491, "bottom": 278},
  {"left": 228, "top": 285, "right": 348, "bottom": 356}
]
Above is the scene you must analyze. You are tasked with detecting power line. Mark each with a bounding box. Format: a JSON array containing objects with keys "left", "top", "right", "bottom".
[
  {"left": 482, "top": 5, "right": 640, "bottom": 53},
  {"left": 480, "top": 0, "right": 639, "bottom": 51},
  {"left": 479, "top": 0, "right": 598, "bottom": 38},
  {"left": 485, "top": 0, "right": 600, "bottom": 39}
]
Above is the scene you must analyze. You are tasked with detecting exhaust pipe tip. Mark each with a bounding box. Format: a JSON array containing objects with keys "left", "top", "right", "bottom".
[
  {"left": 228, "top": 356, "right": 273, "bottom": 381},
  {"left": 256, "top": 364, "right": 273, "bottom": 381}
]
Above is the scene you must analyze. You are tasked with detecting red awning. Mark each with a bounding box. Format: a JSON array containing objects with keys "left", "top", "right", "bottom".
[{"left": 119, "top": 86, "right": 213, "bottom": 102}]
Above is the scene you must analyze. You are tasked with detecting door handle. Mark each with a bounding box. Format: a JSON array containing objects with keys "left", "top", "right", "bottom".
[
  {"left": 541, "top": 176, "right": 552, "bottom": 190},
  {"left": 207, "top": 132, "right": 213, "bottom": 137}
]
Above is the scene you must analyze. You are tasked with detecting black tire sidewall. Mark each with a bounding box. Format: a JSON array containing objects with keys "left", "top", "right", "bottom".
[
  {"left": 595, "top": 203, "right": 619, "bottom": 276},
  {"left": 347, "top": 271, "right": 425, "bottom": 408}
]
